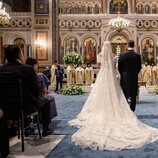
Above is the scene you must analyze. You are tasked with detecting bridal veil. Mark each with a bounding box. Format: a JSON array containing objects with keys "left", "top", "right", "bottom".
[{"left": 69, "top": 41, "right": 158, "bottom": 150}]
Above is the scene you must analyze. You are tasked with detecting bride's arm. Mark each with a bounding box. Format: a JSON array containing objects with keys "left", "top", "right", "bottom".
[{"left": 97, "top": 52, "right": 102, "bottom": 62}]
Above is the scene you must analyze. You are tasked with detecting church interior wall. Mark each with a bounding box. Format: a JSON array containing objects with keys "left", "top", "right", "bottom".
[{"left": 1, "top": 0, "right": 158, "bottom": 66}]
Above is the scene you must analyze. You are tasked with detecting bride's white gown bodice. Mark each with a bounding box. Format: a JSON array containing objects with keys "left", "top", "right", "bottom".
[{"left": 69, "top": 41, "right": 158, "bottom": 150}]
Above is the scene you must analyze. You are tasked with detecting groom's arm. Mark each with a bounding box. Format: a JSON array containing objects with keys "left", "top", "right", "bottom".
[
  {"left": 118, "top": 54, "right": 123, "bottom": 74},
  {"left": 137, "top": 54, "right": 142, "bottom": 73}
]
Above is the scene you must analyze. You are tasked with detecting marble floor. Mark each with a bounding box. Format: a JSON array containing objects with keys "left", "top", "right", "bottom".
[
  {"left": 9, "top": 135, "right": 65, "bottom": 157},
  {"left": 8, "top": 86, "right": 158, "bottom": 158}
]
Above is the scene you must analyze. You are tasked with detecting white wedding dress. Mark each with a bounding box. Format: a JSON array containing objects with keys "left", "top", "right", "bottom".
[{"left": 69, "top": 41, "right": 158, "bottom": 151}]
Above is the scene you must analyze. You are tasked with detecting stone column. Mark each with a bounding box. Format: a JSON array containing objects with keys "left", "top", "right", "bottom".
[
  {"left": 52, "top": 0, "right": 59, "bottom": 63},
  {"left": 102, "top": 0, "right": 106, "bottom": 14},
  {"left": 0, "top": 35, "right": 3, "bottom": 64},
  {"left": 31, "top": 0, "right": 52, "bottom": 66},
  {"left": 133, "top": 0, "right": 136, "bottom": 13}
]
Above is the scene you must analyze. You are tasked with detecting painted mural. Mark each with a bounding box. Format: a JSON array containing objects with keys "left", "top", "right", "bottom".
[
  {"left": 84, "top": 38, "right": 96, "bottom": 64},
  {"left": 141, "top": 38, "right": 154, "bottom": 64}
]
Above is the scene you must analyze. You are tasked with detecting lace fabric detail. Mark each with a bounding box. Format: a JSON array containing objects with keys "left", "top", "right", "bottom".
[{"left": 69, "top": 41, "right": 158, "bottom": 150}]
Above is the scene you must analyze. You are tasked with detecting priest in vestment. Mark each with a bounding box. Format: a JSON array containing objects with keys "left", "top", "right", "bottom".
[
  {"left": 141, "top": 63, "right": 152, "bottom": 85},
  {"left": 156, "top": 64, "right": 158, "bottom": 83},
  {"left": 151, "top": 63, "right": 157, "bottom": 85},
  {"left": 66, "top": 65, "right": 75, "bottom": 85},
  {"left": 75, "top": 65, "right": 84, "bottom": 85},
  {"left": 85, "top": 63, "right": 94, "bottom": 85},
  {"left": 50, "top": 61, "right": 57, "bottom": 86}
]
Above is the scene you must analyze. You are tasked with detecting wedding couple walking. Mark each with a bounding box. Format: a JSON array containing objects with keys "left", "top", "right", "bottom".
[{"left": 69, "top": 40, "right": 158, "bottom": 150}]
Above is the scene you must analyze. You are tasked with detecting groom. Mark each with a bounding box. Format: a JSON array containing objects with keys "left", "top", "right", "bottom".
[{"left": 118, "top": 40, "right": 141, "bottom": 112}]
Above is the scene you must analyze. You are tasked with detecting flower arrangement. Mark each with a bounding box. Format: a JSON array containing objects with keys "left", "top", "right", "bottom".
[
  {"left": 63, "top": 52, "right": 82, "bottom": 65},
  {"left": 155, "top": 85, "right": 158, "bottom": 94},
  {"left": 61, "top": 86, "right": 83, "bottom": 95}
]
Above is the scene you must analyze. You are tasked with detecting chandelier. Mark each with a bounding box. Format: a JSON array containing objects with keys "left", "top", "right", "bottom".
[
  {"left": 0, "top": 1, "right": 10, "bottom": 24},
  {"left": 109, "top": 13, "right": 129, "bottom": 32}
]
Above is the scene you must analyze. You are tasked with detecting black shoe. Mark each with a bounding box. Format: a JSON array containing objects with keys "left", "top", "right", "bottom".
[
  {"left": 42, "top": 128, "right": 54, "bottom": 137},
  {"left": 9, "top": 126, "right": 17, "bottom": 138},
  {"left": 24, "top": 127, "right": 35, "bottom": 137}
]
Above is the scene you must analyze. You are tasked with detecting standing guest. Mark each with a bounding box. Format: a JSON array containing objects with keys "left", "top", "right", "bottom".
[
  {"left": 50, "top": 60, "right": 57, "bottom": 86},
  {"left": 118, "top": 40, "right": 141, "bottom": 112},
  {"left": 85, "top": 63, "right": 94, "bottom": 85},
  {"left": 55, "top": 64, "right": 64, "bottom": 93},
  {"left": 25, "top": 57, "right": 57, "bottom": 136}
]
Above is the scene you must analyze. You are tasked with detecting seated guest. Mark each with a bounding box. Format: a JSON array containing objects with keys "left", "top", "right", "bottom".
[
  {"left": 42, "top": 66, "right": 51, "bottom": 84},
  {"left": 0, "top": 45, "right": 53, "bottom": 139},
  {"left": 0, "top": 108, "right": 9, "bottom": 158},
  {"left": 25, "top": 57, "right": 57, "bottom": 136}
]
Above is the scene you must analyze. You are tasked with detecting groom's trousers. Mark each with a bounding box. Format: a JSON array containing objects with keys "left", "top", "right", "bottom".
[{"left": 130, "top": 96, "right": 136, "bottom": 112}]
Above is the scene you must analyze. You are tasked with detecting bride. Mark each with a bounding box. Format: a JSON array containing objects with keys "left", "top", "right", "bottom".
[{"left": 69, "top": 41, "right": 158, "bottom": 150}]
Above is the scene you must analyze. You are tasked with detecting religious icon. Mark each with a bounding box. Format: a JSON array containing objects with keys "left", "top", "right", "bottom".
[
  {"left": 137, "top": 4, "right": 143, "bottom": 14},
  {"left": 35, "top": 0, "right": 49, "bottom": 15},
  {"left": 144, "top": 5, "right": 150, "bottom": 14},
  {"left": 65, "top": 37, "right": 79, "bottom": 53},
  {"left": 94, "top": 4, "right": 99, "bottom": 14},
  {"left": 84, "top": 38, "right": 96, "bottom": 64},
  {"left": 14, "top": 38, "right": 25, "bottom": 52},
  {"left": 142, "top": 38, "right": 154, "bottom": 64},
  {"left": 152, "top": 4, "right": 157, "bottom": 14},
  {"left": 110, "top": 0, "right": 128, "bottom": 14}
]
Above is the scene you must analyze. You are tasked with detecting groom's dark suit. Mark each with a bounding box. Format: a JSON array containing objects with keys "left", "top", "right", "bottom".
[{"left": 118, "top": 49, "right": 141, "bottom": 111}]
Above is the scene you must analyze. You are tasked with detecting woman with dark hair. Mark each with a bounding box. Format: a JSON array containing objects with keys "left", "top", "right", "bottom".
[{"left": 25, "top": 57, "right": 57, "bottom": 136}]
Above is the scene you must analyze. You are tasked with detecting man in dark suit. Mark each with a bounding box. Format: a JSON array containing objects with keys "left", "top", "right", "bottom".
[
  {"left": 0, "top": 45, "right": 53, "bottom": 157},
  {"left": 0, "top": 108, "right": 9, "bottom": 158},
  {"left": 55, "top": 64, "right": 64, "bottom": 93},
  {"left": 118, "top": 40, "right": 141, "bottom": 112}
]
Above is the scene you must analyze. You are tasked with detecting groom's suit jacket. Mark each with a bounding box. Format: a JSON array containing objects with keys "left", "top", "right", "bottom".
[{"left": 118, "top": 49, "right": 141, "bottom": 97}]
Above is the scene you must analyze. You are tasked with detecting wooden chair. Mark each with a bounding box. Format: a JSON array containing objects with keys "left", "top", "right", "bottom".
[{"left": 0, "top": 72, "right": 41, "bottom": 152}]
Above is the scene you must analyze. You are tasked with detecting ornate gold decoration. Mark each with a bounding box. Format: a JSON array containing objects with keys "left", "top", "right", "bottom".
[
  {"left": 0, "top": 1, "right": 10, "bottom": 24},
  {"left": 109, "top": 12, "right": 129, "bottom": 32}
]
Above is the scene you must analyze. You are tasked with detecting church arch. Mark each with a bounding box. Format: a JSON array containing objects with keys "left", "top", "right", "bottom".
[
  {"left": 4, "top": 32, "right": 31, "bottom": 58},
  {"left": 59, "top": 3, "right": 66, "bottom": 14},
  {"left": 6, "top": 32, "right": 31, "bottom": 45},
  {"left": 87, "top": 2, "right": 94, "bottom": 14},
  {"left": 138, "top": 34, "right": 157, "bottom": 47},
  {"left": 151, "top": 2, "right": 157, "bottom": 14},
  {"left": 60, "top": 34, "right": 81, "bottom": 63},
  {"left": 93, "top": 2, "right": 101, "bottom": 14},
  {"left": 73, "top": 2, "right": 80, "bottom": 14},
  {"left": 80, "top": 2, "right": 86, "bottom": 14},
  {"left": 81, "top": 33, "right": 99, "bottom": 47},
  {"left": 144, "top": 2, "right": 151, "bottom": 14},
  {"left": 61, "top": 33, "right": 81, "bottom": 48},
  {"left": 104, "top": 29, "right": 133, "bottom": 43}
]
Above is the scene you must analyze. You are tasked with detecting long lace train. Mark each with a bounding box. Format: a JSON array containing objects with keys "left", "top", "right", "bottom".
[{"left": 69, "top": 41, "right": 158, "bottom": 150}]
